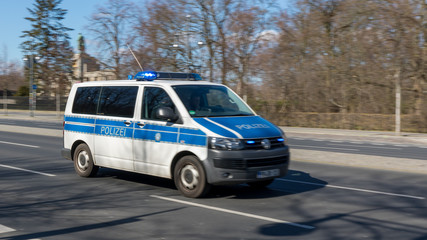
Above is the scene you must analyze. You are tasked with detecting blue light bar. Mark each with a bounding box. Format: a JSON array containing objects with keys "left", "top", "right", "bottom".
[
  {"left": 135, "top": 71, "right": 158, "bottom": 81},
  {"left": 191, "top": 73, "right": 202, "bottom": 81},
  {"left": 246, "top": 140, "right": 256, "bottom": 144},
  {"left": 133, "top": 71, "right": 203, "bottom": 81},
  {"left": 277, "top": 138, "right": 284, "bottom": 142}
]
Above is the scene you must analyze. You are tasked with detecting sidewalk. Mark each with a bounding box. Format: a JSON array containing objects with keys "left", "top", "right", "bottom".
[
  {"left": 280, "top": 127, "right": 427, "bottom": 175},
  {"left": 1, "top": 110, "right": 427, "bottom": 174},
  {"left": 1, "top": 109, "right": 63, "bottom": 121}
]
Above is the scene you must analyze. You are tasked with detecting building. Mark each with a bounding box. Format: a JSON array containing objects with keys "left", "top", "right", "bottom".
[
  {"left": 73, "top": 53, "right": 115, "bottom": 82},
  {"left": 73, "top": 33, "right": 115, "bottom": 83}
]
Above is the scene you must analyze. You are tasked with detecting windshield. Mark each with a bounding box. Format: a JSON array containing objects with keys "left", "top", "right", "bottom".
[{"left": 172, "top": 85, "right": 254, "bottom": 117}]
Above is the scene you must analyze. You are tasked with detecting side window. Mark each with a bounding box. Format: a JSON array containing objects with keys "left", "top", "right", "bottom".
[
  {"left": 142, "top": 87, "right": 176, "bottom": 121},
  {"left": 97, "top": 86, "right": 138, "bottom": 118},
  {"left": 72, "top": 87, "right": 101, "bottom": 115}
]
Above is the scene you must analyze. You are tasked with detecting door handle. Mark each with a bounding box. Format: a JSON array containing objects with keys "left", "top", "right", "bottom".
[
  {"left": 124, "top": 121, "right": 132, "bottom": 126},
  {"left": 137, "top": 122, "right": 145, "bottom": 127}
]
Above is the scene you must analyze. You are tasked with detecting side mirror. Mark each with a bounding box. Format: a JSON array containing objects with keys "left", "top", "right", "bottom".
[{"left": 155, "top": 107, "right": 179, "bottom": 122}]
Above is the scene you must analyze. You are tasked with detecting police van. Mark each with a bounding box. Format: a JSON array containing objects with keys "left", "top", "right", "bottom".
[{"left": 62, "top": 71, "right": 290, "bottom": 198}]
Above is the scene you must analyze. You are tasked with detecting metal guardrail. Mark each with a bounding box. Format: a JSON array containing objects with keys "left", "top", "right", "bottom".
[{"left": 0, "top": 96, "right": 67, "bottom": 111}]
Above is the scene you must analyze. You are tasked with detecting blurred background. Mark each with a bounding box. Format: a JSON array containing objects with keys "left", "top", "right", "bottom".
[{"left": 0, "top": 0, "right": 426, "bottom": 133}]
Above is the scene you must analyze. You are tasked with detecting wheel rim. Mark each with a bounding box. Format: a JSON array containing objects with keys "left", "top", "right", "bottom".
[
  {"left": 180, "top": 164, "right": 199, "bottom": 190},
  {"left": 77, "top": 150, "right": 90, "bottom": 171}
]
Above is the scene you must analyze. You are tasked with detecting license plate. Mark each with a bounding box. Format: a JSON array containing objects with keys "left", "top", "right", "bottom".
[{"left": 257, "top": 169, "right": 280, "bottom": 178}]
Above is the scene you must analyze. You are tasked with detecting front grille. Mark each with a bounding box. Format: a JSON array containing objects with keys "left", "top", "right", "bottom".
[
  {"left": 243, "top": 137, "right": 285, "bottom": 150},
  {"left": 213, "top": 155, "right": 289, "bottom": 170}
]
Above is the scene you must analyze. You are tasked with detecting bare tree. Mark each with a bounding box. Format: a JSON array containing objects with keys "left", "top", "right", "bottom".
[
  {"left": 87, "top": 0, "right": 137, "bottom": 79},
  {"left": 227, "top": 1, "right": 275, "bottom": 96},
  {"left": 1, "top": 47, "right": 25, "bottom": 100}
]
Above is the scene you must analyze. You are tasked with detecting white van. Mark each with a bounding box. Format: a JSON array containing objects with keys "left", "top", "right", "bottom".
[{"left": 62, "top": 71, "right": 290, "bottom": 198}]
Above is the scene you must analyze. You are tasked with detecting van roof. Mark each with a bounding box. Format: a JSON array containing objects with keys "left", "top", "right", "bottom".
[{"left": 73, "top": 80, "right": 224, "bottom": 87}]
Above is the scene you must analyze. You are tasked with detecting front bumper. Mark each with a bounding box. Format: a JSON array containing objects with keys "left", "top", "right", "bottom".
[{"left": 202, "top": 146, "right": 290, "bottom": 185}]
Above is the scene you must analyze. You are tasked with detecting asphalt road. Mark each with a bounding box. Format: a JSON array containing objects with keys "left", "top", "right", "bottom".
[{"left": 0, "top": 131, "right": 426, "bottom": 239}]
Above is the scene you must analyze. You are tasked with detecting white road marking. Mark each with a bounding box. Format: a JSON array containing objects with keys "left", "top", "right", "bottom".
[
  {"left": 291, "top": 144, "right": 359, "bottom": 152},
  {"left": 371, "top": 142, "right": 386, "bottom": 146},
  {"left": 0, "top": 164, "right": 56, "bottom": 177},
  {"left": 327, "top": 143, "right": 402, "bottom": 150},
  {"left": 0, "top": 224, "right": 15, "bottom": 234},
  {"left": 0, "top": 140, "right": 40, "bottom": 149},
  {"left": 291, "top": 137, "right": 303, "bottom": 140},
  {"left": 277, "top": 179, "right": 425, "bottom": 200},
  {"left": 393, "top": 144, "right": 410, "bottom": 147},
  {"left": 150, "top": 195, "right": 315, "bottom": 230}
]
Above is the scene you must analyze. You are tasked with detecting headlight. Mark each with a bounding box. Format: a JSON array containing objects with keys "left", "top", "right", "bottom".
[
  {"left": 209, "top": 137, "right": 244, "bottom": 150},
  {"left": 278, "top": 127, "right": 288, "bottom": 146}
]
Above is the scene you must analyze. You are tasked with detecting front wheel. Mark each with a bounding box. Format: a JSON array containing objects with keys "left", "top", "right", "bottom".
[
  {"left": 174, "top": 155, "right": 210, "bottom": 198},
  {"left": 73, "top": 143, "right": 99, "bottom": 177}
]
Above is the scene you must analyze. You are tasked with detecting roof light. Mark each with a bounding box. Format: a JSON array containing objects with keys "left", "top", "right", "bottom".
[
  {"left": 191, "top": 73, "right": 202, "bottom": 81},
  {"left": 135, "top": 71, "right": 158, "bottom": 81},
  {"left": 132, "top": 71, "right": 203, "bottom": 81}
]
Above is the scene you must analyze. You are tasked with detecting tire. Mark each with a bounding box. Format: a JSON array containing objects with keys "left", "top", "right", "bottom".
[
  {"left": 73, "top": 143, "right": 99, "bottom": 177},
  {"left": 248, "top": 179, "right": 274, "bottom": 189},
  {"left": 174, "top": 155, "right": 210, "bottom": 198}
]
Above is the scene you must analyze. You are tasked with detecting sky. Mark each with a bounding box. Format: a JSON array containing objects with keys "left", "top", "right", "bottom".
[
  {"left": 0, "top": 0, "right": 293, "bottom": 65},
  {"left": 0, "top": 0, "right": 101, "bottom": 63}
]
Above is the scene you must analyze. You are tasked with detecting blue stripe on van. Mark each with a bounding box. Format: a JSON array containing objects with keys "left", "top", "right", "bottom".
[
  {"left": 142, "top": 124, "right": 179, "bottom": 133},
  {"left": 179, "top": 128, "right": 205, "bottom": 136},
  {"left": 64, "top": 115, "right": 96, "bottom": 124},
  {"left": 94, "top": 125, "right": 133, "bottom": 138},
  {"left": 134, "top": 129, "right": 178, "bottom": 143},
  {"left": 96, "top": 119, "right": 134, "bottom": 128},
  {"left": 64, "top": 116, "right": 207, "bottom": 146},
  {"left": 178, "top": 134, "right": 206, "bottom": 146},
  {"left": 193, "top": 118, "right": 237, "bottom": 138},
  {"left": 196, "top": 116, "right": 282, "bottom": 139},
  {"left": 64, "top": 123, "right": 95, "bottom": 134}
]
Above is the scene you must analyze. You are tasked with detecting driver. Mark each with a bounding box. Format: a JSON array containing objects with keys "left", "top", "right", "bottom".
[{"left": 190, "top": 93, "right": 202, "bottom": 111}]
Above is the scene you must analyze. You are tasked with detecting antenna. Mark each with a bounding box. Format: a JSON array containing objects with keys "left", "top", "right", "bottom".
[{"left": 127, "top": 43, "right": 143, "bottom": 71}]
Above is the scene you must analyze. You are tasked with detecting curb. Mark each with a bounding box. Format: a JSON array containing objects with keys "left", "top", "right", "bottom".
[
  {"left": 0, "top": 124, "right": 62, "bottom": 137},
  {"left": 291, "top": 149, "right": 427, "bottom": 175},
  {"left": 281, "top": 127, "right": 427, "bottom": 146}
]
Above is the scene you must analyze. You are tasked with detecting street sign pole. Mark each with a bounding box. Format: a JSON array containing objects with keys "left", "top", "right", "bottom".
[
  {"left": 32, "top": 84, "right": 37, "bottom": 117},
  {"left": 29, "top": 56, "right": 34, "bottom": 117}
]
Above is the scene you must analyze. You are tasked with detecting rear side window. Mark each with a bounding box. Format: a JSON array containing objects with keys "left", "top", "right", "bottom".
[
  {"left": 72, "top": 87, "right": 101, "bottom": 115},
  {"left": 97, "top": 86, "right": 138, "bottom": 118}
]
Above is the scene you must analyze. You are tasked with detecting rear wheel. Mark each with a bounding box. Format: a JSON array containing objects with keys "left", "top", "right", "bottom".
[
  {"left": 73, "top": 143, "right": 98, "bottom": 177},
  {"left": 174, "top": 155, "right": 210, "bottom": 198}
]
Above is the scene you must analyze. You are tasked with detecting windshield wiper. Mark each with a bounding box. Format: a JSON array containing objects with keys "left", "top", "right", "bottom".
[{"left": 227, "top": 113, "right": 254, "bottom": 117}]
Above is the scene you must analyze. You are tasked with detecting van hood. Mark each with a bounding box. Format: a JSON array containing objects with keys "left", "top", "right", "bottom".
[{"left": 193, "top": 116, "right": 282, "bottom": 139}]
